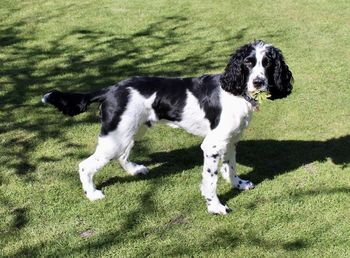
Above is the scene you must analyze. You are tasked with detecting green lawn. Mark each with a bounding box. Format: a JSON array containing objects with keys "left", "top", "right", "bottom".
[{"left": 1, "top": 0, "right": 349, "bottom": 256}]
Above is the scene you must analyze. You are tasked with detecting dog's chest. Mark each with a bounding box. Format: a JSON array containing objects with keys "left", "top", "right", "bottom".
[
  {"left": 229, "top": 111, "right": 252, "bottom": 136},
  {"left": 218, "top": 92, "right": 253, "bottom": 136}
]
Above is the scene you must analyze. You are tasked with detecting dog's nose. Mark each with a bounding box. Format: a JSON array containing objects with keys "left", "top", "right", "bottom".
[{"left": 253, "top": 78, "right": 265, "bottom": 88}]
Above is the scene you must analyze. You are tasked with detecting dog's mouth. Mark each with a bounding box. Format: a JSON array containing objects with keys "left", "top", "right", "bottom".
[
  {"left": 248, "top": 87, "right": 271, "bottom": 105},
  {"left": 252, "top": 90, "right": 271, "bottom": 101},
  {"left": 250, "top": 84, "right": 270, "bottom": 97}
]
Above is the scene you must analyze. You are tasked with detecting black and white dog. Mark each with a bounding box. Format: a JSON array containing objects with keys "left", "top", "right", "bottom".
[{"left": 42, "top": 40, "right": 293, "bottom": 214}]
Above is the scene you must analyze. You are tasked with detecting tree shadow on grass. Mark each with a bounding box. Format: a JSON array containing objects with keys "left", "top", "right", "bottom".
[
  {"left": 164, "top": 229, "right": 309, "bottom": 256},
  {"left": 0, "top": 196, "right": 29, "bottom": 254},
  {"left": 0, "top": 14, "right": 245, "bottom": 181}
]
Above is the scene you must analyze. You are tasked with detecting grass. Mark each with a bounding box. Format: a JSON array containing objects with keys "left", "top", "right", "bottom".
[{"left": 1, "top": 0, "right": 349, "bottom": 256}]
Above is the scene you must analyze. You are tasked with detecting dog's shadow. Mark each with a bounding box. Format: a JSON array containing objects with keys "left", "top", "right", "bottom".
[
  {"left": 98, "top": 135, "right": 350, "bottom": 201},
  {"left": 98, "top": 144, "right": 204, "bottom": 187}
]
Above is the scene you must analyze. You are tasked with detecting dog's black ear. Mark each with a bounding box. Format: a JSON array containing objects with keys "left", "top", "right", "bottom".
[
  {"left": 220, "top": 43, "right": 253, "bottom": 95},
  {"left": 266, "top": 46, "right": 293, "bottom": 99}
]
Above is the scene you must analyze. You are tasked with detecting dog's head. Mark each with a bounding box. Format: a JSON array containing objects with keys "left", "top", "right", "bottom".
[{"left": 220, "top": 40, "right": 293, "bottom": 100}]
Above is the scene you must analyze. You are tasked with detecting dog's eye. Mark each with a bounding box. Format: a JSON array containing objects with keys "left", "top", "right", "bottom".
[
  {"left": 262, "top": 57, "right": 271, "bottom": 68},
  {"left": 244, "top": 58, "right": 254, "bottom": 66},
  {"left": 262, "top": 58, "right": 272, "bottom": 68}
]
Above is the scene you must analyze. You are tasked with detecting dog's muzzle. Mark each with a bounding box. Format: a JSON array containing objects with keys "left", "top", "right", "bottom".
[{"left": 253, "top": 78, "right": 265, "bottom": 88}]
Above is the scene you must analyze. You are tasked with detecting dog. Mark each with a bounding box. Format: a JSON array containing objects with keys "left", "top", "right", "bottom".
[{"left": 42, "top": 40, "right": 293, "bottom": 214}]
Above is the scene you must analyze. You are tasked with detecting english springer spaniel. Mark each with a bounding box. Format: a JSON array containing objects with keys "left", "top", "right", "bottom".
[{"left": 42, "top": 40, "right": 293, "bottom": 214}]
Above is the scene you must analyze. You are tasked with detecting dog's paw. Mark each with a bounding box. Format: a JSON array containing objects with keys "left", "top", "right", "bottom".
[
  {"left": 127, "top": 164, "right": 149, "bottom": 176},
  {"left": 85, "top": 190, "right": 105, "bottom": 201},
  {"left": 234, "top": 178, "right": 255, "bottom": 191},
  {"left": 207, "top": 203, "right": 231, "bottom": 215}
]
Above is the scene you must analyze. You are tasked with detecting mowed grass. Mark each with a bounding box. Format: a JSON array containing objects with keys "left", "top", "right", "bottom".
[{"left": 1, "top": 0, "right": 349, "bottom": 256}]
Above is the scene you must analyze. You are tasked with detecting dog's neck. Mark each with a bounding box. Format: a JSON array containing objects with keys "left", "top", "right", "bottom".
[{"left": 242, "top": 94, "right": 259, "bottom": 110}]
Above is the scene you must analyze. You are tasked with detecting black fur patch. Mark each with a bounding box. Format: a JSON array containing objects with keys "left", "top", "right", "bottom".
[
  {"left": 130, "top": 77, "right": 187, "bottom": 121},
  {"left": 100, "top": 87, "right": 130, "bottom": 136},
  {"left": 43, "top": 91, "right": 91, "bottom": 116},
  {"left": 43, "top": 89, "right": 108, "bottom": 117},
  {"left": 265, "top": 46, "right": 294, "bottom": 99},
  {"left": 220, "top": 43, "right": 255, "bottom": 95},
  {"left": 190, "top": 75, "right": 222, "bottom": 129}
]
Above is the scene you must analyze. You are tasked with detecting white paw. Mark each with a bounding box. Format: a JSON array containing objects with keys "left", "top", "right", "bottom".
[
  {"left": 85, "top": 190, "right": 105, "bottom": 201},
  {"left": 207, "top": 202, "right": 231, "bottom": 215},
  {"left": 234, "top": 178, "right": 255, "bottom": 190},
  {"left": 127, "top": 164, "right": 149, "bottom": 176}
]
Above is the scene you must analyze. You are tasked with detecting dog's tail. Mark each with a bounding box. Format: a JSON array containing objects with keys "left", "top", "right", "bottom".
[{"left": 42, "top": 88, "right": 109, "bottom": 116}]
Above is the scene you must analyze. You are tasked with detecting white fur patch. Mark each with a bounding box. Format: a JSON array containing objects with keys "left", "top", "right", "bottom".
[
  {"left": 247, "top": 43, "right": 270, "bottom": 93},
  {"left": 173, "top": 90, "right": 211, "bottom": 137}
]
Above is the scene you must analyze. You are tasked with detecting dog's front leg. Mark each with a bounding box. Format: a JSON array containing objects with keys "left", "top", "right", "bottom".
[
  {"left": 221, "top": 143, "right": 255, "bottom": 190},
  {"left": 200, "top": 144, "right": 230, "bottom": 215}
]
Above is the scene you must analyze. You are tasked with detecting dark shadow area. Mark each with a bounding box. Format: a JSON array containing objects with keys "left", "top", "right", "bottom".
[
  {"left": 0, "top": 22, "right": 26, "bottom": 47},
  {"left": 283, "top": 239, "right": 308, "bottom": 251},
  {"left": 11, "top": 208, "right": 28, "bottom": 230},
  {"left": 0, "top": 195, "right": 29, "bottom": 254},
  {"left": 238, "top": 135, "right": 349, "bottom": 183}
]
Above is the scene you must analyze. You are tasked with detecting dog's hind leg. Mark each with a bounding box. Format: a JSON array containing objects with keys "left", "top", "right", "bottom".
[
  {"left": 220, "top": 143, "right": 255, "bottom": 190},
  {"left": 117, "top": 124, "right": 149, "bottom": 175},
  {"left": 79, "top": 134, "right": 127, "bottom": 201}
]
